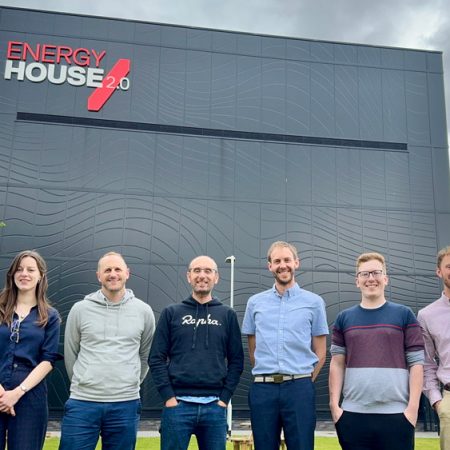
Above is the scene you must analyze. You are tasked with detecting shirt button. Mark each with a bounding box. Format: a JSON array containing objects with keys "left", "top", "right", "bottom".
[{"left": 13, "top": 363, "right": 18, "bottom": 368}]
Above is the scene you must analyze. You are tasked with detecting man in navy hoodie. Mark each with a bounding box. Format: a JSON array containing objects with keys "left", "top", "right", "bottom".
[{"left": 149, "top": 255, "right": 244, "bottom": 450}]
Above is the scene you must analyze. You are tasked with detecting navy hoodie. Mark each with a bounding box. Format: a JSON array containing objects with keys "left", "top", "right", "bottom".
[{"left": 149, "top": 296, "right": 244, "bottom": 404}]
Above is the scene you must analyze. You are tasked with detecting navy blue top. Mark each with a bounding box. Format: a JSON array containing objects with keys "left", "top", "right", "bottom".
[
  {"left": 149, "top": 296, "right": 244, "bottom": 404},
  {"left": 0, "top": 306, "right": 61, "bottom": 386}
]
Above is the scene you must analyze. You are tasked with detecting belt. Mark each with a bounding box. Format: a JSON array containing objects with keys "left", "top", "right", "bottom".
[
  {"left": 254, "top": 374, "right": 311, "bottom": 383},
  {"left": 444, "top": 383, "right": 450, "bottom": 392}
]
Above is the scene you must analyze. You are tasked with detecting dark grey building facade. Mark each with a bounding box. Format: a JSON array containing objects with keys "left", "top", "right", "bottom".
[{"left": 0, "top": 6, "right": 449, "bottom": 417}]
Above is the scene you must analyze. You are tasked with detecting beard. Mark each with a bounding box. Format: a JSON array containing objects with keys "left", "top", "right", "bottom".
[
  {"left": 274, "top": 269, "right": 294, "bottom": 286},
  {"left": 443, "top": 277, "right": 450, "bottom": 291},
  {"left": 192, "top": 283, "right": 213, "bottom": 297},
  {"left": 103, "top": 279, "right": 124, "bottom": 292},
  {"left": 194, "top": 287, "right": 212, "bottom": 296}
]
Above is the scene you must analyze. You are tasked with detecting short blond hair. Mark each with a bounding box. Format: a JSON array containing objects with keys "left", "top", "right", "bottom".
[
  {"left": 267, "top": 241, "right": 299, "bottom": 262},
  {"left": 437, "top": 246, "right": 450, "bottom": 268},
  {"left": 97, "top": 251, "right": 126, "bottom": 270},
  {"left": 356, "top": 252, "right": 386, "bottom": 273}
]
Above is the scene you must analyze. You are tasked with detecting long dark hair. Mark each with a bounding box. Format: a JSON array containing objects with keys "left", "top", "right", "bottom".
[{"left": 0, "top": 250, "right": 51, "bottom": 326}]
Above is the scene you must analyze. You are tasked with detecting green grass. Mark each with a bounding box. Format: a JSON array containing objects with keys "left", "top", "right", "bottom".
[
  {"left": 43, "top": 436, "right": 439, "bottom": 449},
  {"left": 43, "top": 438, "right": 201, "bottom": 449}
]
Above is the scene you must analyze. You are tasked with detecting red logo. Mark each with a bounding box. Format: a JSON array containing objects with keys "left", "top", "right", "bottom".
[{"left": 88, "top": 59, "right": 130, "bottom": 112}]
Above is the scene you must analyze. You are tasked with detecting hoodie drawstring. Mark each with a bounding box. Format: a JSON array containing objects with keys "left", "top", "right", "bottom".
[
  {"left": 205, "top": 303, "right": 209, "bottom": 349},
  {"left": 191, "top": 302, "right": 199, "bottom": 349},
  {"left": 191, "top": 302, "right": 210, "bottom": 349}
]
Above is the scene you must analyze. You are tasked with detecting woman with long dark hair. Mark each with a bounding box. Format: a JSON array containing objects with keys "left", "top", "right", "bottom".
[{"left": 0, "top": 250, "right": 61, "bottom": 450}]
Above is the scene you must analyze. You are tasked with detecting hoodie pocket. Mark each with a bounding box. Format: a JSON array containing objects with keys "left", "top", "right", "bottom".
[{"left": 78, "top": 363, "right": 139, "bottom": 390}]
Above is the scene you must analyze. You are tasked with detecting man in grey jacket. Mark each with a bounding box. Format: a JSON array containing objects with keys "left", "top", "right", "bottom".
[{"left": 59, "top": 252, "right": 155, "bottom": 450}]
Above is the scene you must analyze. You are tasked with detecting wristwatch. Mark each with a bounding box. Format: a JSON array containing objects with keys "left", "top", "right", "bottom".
[{"left": 19, "top": 384, "right": 28, "bottom": 393}]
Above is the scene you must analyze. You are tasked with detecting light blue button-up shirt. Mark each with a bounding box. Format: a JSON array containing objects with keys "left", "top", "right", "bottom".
[{"left": 242, "top": 283, "right": 329, "bottom": 375}]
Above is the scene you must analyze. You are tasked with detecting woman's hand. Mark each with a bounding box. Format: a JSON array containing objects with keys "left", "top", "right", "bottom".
[{"left": 0, "top": 388, "right": 22, "bottom": 415}]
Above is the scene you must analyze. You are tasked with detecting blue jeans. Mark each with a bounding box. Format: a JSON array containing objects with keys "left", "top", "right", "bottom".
[
  {"left": 249, "top": 378, "right": 316, "bottom": 450},
  {"left": 58, "top": 398, "right": 141, "bottom": 450},
  {"left": 160, "top": 400, "right": 227, "bottom": 450}
]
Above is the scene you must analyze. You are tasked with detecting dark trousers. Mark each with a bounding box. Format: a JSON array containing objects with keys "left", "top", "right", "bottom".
[
  {"left": 249, "top": 378, "right": 316, "bottom": 450},
  {"left": 335, "top": 411, "right": 415, "bottom": 450},
  {"left": 0, "top": 365, "right": 48, "bottom": 450}
]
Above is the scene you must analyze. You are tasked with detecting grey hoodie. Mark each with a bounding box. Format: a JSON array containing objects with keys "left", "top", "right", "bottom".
[{"left": 64, "top": 289, "right": 155, "bottom": 402}]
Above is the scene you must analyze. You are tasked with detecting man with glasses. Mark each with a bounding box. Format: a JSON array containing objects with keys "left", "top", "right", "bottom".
[
  {"left": 59, "top": 252, "right": 155, "bottom": 450},
  {"left": 329, "top": 252, "right": 424, "bottom": 450},
  {"left": 242, "top": 241, "right": 329, "bottom": 450},
  {"left": 417, "top": 246, "right": 450, "bottom": 450},
  {"left": 149, "top": 255, "right": 244, "bottom": 450}
]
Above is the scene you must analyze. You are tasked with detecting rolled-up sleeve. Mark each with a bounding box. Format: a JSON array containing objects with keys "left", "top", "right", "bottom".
[{"left": 40, "top": 308, "right": 62, "bottom": 365}]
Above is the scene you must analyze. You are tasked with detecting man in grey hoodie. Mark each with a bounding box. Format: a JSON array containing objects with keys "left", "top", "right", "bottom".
[{"left": 59, "top": 252, "right": 155, "bottom": 450}]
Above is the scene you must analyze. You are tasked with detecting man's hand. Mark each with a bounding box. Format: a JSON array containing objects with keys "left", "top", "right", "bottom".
[
  {"left": 165, "top": 397, "right": 178, "bottom": 407},
  {"left": 330, "top": 405, "right": 344, "bottom": 424},
  {"left": 404, "top": 405, "right": 418, "bottom": 427},
  {"left": 217, "top": 400, "right": 227, "bottom": 408}
]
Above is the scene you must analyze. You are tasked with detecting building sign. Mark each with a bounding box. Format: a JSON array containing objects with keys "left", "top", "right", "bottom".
[{"left": 4, "top": 41, "right": 130, "bottom": 111}]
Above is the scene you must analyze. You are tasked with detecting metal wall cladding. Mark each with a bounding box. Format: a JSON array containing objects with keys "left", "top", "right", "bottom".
[{"left": 0, "top": 6, "right": 449, "bottom": 416}]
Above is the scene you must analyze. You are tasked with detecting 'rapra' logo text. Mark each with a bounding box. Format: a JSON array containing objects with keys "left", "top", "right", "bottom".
[
  {"left": 4, "top": 41, "right": 131, "bottom": 111},
  {"left": 182, "top": 315, "right": 221, "bottom": 327}
]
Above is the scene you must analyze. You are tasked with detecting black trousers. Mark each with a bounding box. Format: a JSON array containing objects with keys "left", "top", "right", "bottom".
[{"left": 335, "top": 410, "right": 415, "bottom": 450}]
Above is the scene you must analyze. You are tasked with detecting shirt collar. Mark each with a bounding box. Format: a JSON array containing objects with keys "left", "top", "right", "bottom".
[
  {"left": 271, "top": 282, "right": 301, "bottom": 297},
  {"left": 442, "top": 291, "right": 450, "bottom": 303}
]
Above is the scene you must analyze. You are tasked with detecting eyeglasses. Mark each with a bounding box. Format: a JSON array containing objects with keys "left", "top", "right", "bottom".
[
  {"left": 188, "top": 268, "right": 217, "bottom": 275},
  {"left": 10, "top": 319, "right": 20, "bottom": 343},
  {"left": 356, "top": 270, "right": 384, "bottom": 279}
]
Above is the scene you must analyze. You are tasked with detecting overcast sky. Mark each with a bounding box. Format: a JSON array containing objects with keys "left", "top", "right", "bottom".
[{"left": 1, "top": 0, "right": 450, "bottom": 151}]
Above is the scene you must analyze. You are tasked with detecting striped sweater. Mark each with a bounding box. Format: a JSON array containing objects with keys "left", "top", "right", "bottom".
[{"left": 330, "top": 301, "right": 424, "bottom": 414}]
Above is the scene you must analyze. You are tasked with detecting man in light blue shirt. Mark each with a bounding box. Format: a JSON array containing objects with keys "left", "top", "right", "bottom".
[{"left": 242, "top": 241, "right": 328, "bottom": 450}]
